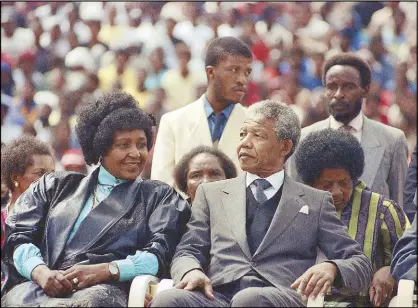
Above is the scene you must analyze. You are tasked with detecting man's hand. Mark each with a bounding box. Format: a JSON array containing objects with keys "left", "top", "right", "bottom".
[
  {"left": 63, "top": 263, "right": 111, "bottom": 290},
  {"left": 291, "top": 262, "right": 337, "bottom": 300},
  {"left": 369, "top": 266, "right": 395, "bottom": 307},
  {"left": 175, "top": 269, "right": 215, "bottom": 300},
  {"left": 144, "top": 293, "right": 153, "bottom": 307},
  {"left": 31, "top": 264, "right": 73, "bottom": 297}
]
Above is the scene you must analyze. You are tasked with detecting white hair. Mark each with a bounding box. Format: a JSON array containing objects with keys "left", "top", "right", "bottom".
[{"left": 247, "top": 100, "right": 301, "bottom": 160}]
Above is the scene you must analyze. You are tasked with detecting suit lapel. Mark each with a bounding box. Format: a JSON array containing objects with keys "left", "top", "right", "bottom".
[
  {"left": 218, "top": 104, "right": 246, "bottom": 158},
  {"left": 188, "top": 98, "right": 212, "bottom": 146},
  {"left": 221, "top": 174, "right": 252, "bottom": 259},
  {"left": 360, "top": 117, "right": 383, "bottom": 187},
  {"left": 254, "top": 175, "right": 304, "bottom": 257},
  {"left": 62, "top": 179, "right": 142, "bottom": 259},
  {"left": 46, "top": 169, "right": 98, "bottom": 267}
]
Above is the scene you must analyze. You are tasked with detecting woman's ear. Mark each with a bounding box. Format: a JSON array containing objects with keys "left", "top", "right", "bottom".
[{"left": 10, "top": 174, "right": 20, "bottom": 189}]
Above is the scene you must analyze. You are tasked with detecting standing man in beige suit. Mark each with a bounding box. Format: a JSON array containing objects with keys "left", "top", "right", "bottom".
[
  {"left": 151, "top": 37, "right": 252, "bottom": 187},
  {"left": 288, "top": 53, "right": 408, "bottom": 205}
]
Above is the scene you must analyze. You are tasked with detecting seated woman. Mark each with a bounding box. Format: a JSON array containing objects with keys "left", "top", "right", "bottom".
[
  {"left": 1, "top": 135, "right": 55, "bottom": 293},
  {"left": 173, "top": 145, "right": 237, "bottom": 203},
  {"left": 1, "top": 91, "right": 190, "bottom": 307},
  {"left": 294, "top": 128, "right": 410, "bottom": 307}
]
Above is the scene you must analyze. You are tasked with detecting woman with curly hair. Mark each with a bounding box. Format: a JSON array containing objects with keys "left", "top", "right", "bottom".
[
  {"left": 174, "top": 145, "right": 237, "bottom": 203},
  {"left": 294, "top": 128, "right": 410, "bottom": 307},
  {"left": 2, "top": 91, "right": 190, "bottom": 306},
  {"left": 1, "top": 135, "right": 55, "bottom": 293}
]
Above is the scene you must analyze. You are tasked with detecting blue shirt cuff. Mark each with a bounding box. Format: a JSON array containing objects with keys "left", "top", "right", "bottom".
[
  {"left": 22, "top": 256, "right": 46, "bottom": 281},
  {"left": 114, "top": 259, "right": 136, "bottom": 282}
]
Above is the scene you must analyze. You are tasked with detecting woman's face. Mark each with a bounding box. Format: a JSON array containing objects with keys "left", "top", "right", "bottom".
[
  {"left": 14, "top": 155, "right": 55, "bottom": 193},
  {"left": 101, "top": 129, "right": 149, "bottom": 180},
  {"left": 312, "top": 168, "right": 353, "bottom": 212},
  {"left": 186, "top": 153, "right": 226, "bottom": 201}
]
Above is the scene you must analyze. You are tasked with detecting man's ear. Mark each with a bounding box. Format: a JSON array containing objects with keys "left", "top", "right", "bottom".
[
  {"left": 362, "top": 84, "right": 370, "bottom": 97},
  {"left": 280, "top": 139, "right": 293, "bottom": 158},
  {"left": 206, "top": 66, "right": 214, "bottom": 80}
]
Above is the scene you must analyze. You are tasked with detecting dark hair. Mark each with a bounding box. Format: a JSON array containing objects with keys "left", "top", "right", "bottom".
[
  {"left": 205, "top": 36, "right": 252, "bottom": 67},
  {"left": 174, "top": 146, "right": 237, "bottom": 195},
  {"left": 1, "top": 135, "right": 54, "bottom": 190},
  {"left": 294, "top": 128, "right": 365, "bottom": 185},
  {"left": 75, "top": 91, "right": 153, "bottom": 165},
  {"left": 322, "top": 53, "right": 372, "bottom": 88}
]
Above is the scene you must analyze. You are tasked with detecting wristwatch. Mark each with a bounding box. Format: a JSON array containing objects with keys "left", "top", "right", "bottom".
[{"left": 108, "top": 262, "right": 120, "bottom": 280}]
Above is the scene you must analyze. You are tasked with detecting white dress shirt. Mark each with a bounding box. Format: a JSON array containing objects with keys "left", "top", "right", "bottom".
[
  {"left": 329, "top": 111, "right": 364, "bottom": 143},
  {"left": 246, "top": 170, "right": 284, "bottom": 201}
]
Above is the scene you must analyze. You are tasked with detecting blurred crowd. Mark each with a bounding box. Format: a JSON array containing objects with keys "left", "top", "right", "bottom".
[{"left": 1, "top": 1, "right": 417, "bottom": 173}]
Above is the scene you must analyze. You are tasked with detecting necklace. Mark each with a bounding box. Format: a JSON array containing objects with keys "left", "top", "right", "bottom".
[{"left": 91, "top": 188, "right": 99, "bottom": 209}]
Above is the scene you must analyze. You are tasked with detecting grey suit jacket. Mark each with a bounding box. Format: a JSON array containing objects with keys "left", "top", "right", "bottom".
[
  {"left": 287, "top": 115, "right": 408, "bottom": 205},
  {"left": 171, "top": 173, "right": 373, "bottom": 295}
]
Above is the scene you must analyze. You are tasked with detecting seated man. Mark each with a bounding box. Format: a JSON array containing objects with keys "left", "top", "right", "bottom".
[
  {"left": 150, "top": 100, "right": 373, "bottom": 307},
  {"left": 391, "top": 212, "right": 417, "bottom": 283}
]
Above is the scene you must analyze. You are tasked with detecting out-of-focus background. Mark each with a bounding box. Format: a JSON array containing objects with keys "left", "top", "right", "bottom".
[{"left": 1, "top": 1, "right": 416, "bottom": 172}]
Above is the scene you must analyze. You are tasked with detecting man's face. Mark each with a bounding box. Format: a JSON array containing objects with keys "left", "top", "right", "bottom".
[
  {"left": 208, "top": 55, "right": 252, "bottom": 105},
  {"left": 237, "top": 114, "right": 289, "bottom": 177},
  {"left": 325, "top": 65, "right": 368, "bottom": 123}
]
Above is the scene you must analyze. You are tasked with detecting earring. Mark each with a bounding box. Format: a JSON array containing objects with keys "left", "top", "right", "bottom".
[{"left": 14, "top": 182, "right": 19, "bottom": 188}]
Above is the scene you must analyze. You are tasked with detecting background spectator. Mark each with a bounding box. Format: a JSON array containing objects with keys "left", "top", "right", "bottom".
[{"left": 0, "top": 1, "right": 415, "bottom": 181}]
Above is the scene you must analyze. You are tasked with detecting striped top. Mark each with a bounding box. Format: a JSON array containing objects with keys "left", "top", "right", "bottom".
[{"left": 337, "top": 181, "right": 411, "bottom": 272}]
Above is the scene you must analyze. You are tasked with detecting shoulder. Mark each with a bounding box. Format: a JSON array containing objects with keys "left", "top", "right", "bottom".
[
  {"left": 301, "top": 118, "right": 329, "bottom": 138},
  {"left": 160, "top": 98, "right": 203, "bottom": 122},
  {"left": 140, "top": 179, "right": 180, "bottom": 196},
  {"left": 364, "top": 117, "right": 405, "bottom": 140}
]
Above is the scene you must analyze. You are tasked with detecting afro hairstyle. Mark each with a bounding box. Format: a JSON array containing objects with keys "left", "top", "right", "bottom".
[
  {"left": 1, "top": 135, "right": 54, "bottom": 190},
  {"left": 294, "top": 128, "right": 365, "bottom": 185},
  {"left": 75, "top": 91, "right": 153, "bottom": 165}
]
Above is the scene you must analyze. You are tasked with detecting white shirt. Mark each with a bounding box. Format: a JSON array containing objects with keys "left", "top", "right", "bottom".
[
  {"left": 246, "top": 170, "right": 284, "bottom": 201},
  {"left": 329, "top": 111, "right": 364, "bottom": 143}
]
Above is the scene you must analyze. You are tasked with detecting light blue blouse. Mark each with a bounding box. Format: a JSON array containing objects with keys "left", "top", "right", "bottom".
[{"left": 13, "top": 166, "right": 158, "bottom": 281}]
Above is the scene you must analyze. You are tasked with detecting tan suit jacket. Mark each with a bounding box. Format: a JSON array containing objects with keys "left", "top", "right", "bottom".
[
  {"left": 151, "top": 96, "right": 246, "bottom": 187},
  {"left": 287, "top": 115, "right": 408, "bottom": 205},
  {"left": 171, "top": 174, "right": 373, "bottom": 295}
]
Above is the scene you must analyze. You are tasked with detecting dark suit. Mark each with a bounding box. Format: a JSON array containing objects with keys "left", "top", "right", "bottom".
[
  {"left": 2, "top": 168, "right": 190, "bottom": 306},
  {"left": 151, "top": 173, "right": 373, "bottom": 307},
  {"left": 404, "top": 146, "right": 417, "bottom": 222}
]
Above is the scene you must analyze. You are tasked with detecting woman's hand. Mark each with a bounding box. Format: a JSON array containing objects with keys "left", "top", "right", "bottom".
[
  {"left": 63, "top": 263, "right": 111, "bottom": 290},
  {"left": 31, "top": 264, "right": 73, "bottom": 297},
  {"left": 369, "top": 266, "right": 395, "bottom": 307}
]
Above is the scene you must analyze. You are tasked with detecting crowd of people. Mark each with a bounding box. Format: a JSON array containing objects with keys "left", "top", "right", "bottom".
[{"left": 1, "top": 1, "right": 417, "bottom": 308}]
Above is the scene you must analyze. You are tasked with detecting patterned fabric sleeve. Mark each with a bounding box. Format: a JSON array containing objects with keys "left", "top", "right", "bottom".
[{"left": 380, "top": 199, "right": 411, "bottom": 266}]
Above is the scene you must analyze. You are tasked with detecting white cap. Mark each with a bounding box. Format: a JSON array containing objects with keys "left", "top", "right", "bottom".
[
  {"left": 80, "top": 3, "right": 104, "bottom": 22},
  {"left": 65, "top": 47, "right": 95, "bottom": 71},
  {"left": 34, "top": 91, "right": 59, "bottom": 109},
  {"left": 1, "top": 93, "right": 12, "bottom": 109}
]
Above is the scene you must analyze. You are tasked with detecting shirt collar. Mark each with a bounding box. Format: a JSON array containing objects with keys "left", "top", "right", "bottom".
[
  {"left": 98, "top": 166, "right": 128, "bottom": 186},
  {"left": 246, "top": 170, "right": 285, "bottom": 191},
  {"left": 329, "top": 111, "right": 364, "bottom": 132},
  {"left": 202, "top": 94, "right": 234, "bottom": 119}
]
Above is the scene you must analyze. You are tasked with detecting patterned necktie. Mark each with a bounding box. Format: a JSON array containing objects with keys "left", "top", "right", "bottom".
[
  {"left": 253, "top": 179, "right": 272, "bottom": 204},
  {"left": 211, "top": 113, "right": 226, "bottom": 142},
  {"left": 339, "top": 125, "right": 352, "bottom": 132}
]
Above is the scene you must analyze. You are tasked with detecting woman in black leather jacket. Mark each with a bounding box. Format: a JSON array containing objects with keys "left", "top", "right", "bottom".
[{"left": 2, "top": 91, "right": 190, "bottom": 307}]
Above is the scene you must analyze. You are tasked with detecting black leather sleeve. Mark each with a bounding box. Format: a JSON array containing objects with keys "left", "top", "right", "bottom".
[{"left": 142, "top": 183, "right": 191, "bottom": 277}]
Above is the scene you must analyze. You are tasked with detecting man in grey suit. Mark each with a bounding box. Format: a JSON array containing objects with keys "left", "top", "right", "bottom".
[
  {"left": 151, "top": 100, "right": 373, "bottom": 307},
  {"left": 287, "top": 53, "right": 408, "bottom": 206}
]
